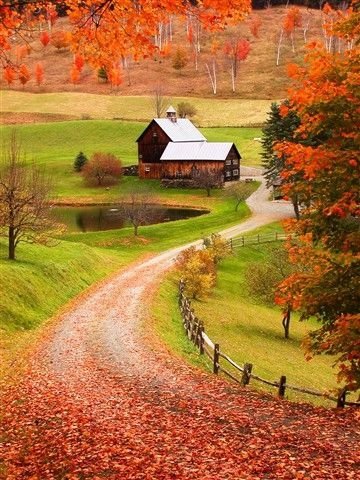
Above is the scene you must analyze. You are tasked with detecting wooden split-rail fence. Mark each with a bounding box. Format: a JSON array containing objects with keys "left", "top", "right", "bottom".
[
  {"left": 227, "top": 232, "right": 293, "bottom": 250},
  {"left": 178, "top": 280, "right": 359, "bottom": 408}
]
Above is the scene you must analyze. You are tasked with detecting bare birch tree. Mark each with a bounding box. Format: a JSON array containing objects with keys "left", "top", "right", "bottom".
[
  {"left": 152, "top": 84, "right": 169, "bottom": 118},
  {"left": 120, "top": 188, "right": 157, "bottom": 236},
  {"left": 0, "top": 132, "right": 59, "bottom": 260}
]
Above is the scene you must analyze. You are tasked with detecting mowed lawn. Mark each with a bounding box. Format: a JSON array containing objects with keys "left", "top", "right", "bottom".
[
  {"left": 153, "top": 224, "right": 351, "bottom": 407},
  {"left": 0, "top": 181, "right": 256, "bottom": 378},
  {"left": 0, "top": 121, "right": 263, "bottom": 200},
  {"left": 0, "top": 91, "right": 274, "bottom": 127}
]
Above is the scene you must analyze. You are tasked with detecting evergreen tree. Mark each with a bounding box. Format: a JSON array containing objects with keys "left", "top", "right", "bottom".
[
  {"left": 261, "top": 101, "right": 302, "bottom": 218},
  {"left": 262, "top": 101, "right": 324, "bottom": 218},
  {"left": 74, "top": 151, "right": 88, "bottom": 172},
  {"left": 261, "top": 100, "right": 300, "bottom": 190}
]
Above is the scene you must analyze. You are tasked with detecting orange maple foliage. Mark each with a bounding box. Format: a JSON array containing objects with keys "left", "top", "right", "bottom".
[
  {"left": 74, "top": 53, "right": 85, "bottom": 72},
  {"left": 1, "top": 0, "right": 251, "bottom": 84},
  {"left": 18, "top": 64, "right": 31, "bottom": 86},
  {"left": 248, "top": 14, "right": 262, "bottom": 38},
  {"left": 40, "top": 31, "right": 51, "bottom": 48},
  {"left": 65, "top": 0, "right": 251, "bottom": 70},
  {"left": 283, "top": 7, "right": 302, "bottom": 36},
  {"left": 3, "top": 65, "right": 15, "bottom": 86},
  {"left": 109, "top": 66, "right": 122, "bottom": 88},
  {"left": 34, "top": 62, "right": 44, "bottom": 86},
  {"left": 70, "top": 65, "right": 80, "bottom": 84},
  {"left": 275, "top": 5, "right": 360, "bottom": 392}
]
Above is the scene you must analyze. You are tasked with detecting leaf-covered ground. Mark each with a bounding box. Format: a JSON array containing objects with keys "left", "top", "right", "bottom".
[{"left": 1, "top": 182, "right": 358, "bottom": 479}]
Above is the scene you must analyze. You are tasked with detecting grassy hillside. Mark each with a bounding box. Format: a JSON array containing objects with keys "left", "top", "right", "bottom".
[
  {"left": 0, "top": 185, "right": 255, "bottom": 378},
  {"left": 0, "top": 121, "right": 262, "bottom": 202},
  {"left": 0, "top": 239, "right": 124, "bottom": 377},
  {"left": 0, "top": 7, "right": 324, "bottom": 99},
  {"left": 0, "top": 91, "right": 272, "bottom": 127},
  {"left": 153, "top": 223, "right": 349, "bottom": 406}
]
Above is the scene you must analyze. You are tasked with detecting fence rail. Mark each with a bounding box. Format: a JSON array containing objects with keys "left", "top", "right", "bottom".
[
  {"left": 228, "top": 232, "right": 294, "bottom": 250},
  {"left": 178, "top": 280, "right": 359, "bottom": 408}
]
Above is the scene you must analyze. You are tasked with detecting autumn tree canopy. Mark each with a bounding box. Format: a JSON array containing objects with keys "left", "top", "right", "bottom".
[
  {"left": 275, "top": 4, "right": 360, "bottom": 392},
  {"left": 0, "top": 0, "right": 251, "bottom": 73}
]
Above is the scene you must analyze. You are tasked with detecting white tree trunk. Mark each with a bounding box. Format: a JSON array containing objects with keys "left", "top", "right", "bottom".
[
  {"left": 276, "top": 29, "right": 284, "bottom": 66},
  {"left": 231, "top": 64, "right": 235, "bottom": 93},
  {"left": 205, "top": 61, "right": 217, "bottom": 95}
]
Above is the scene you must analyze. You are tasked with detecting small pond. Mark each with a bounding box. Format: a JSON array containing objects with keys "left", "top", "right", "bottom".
[{"left": 51, "top": 204, "right": 208, "bottom": 233}]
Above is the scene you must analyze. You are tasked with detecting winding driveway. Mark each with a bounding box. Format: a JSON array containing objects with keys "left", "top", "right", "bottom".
[{"left": 1, "top": 175, "right": 358, "bottom": 480}]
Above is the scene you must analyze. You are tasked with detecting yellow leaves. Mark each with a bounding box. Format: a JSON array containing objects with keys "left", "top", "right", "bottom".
[{"left": 176, "top": 246, "right": 217, "bottom": 299}]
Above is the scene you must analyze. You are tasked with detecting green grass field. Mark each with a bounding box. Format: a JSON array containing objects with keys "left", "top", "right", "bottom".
[
  {"left": 0, "top": 185, "right": 254, "bottom": 378},
  {"left": 153, "top": 223, "right": 350, "bottom": 407},
  {"left": 0, "top": 121, "right": 262, "bottom": 201},
  {"left": 0, "top": 91, "right": 274, "bottom": 127},
  {"left": 0, "top": 239, "right": 124, "bottom": 377},
  {"left": 61, "top": 189, "right": 252, "bottom": 251}
]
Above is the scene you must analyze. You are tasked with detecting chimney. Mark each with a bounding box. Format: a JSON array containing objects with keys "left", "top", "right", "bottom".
[{"left": 166, "top": 105, "right": 177, "bottom": 123}]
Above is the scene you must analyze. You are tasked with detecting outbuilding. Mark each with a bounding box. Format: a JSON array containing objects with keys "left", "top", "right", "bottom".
[{"left": 136, "top": 107, "right": 241, "bottom": 182}]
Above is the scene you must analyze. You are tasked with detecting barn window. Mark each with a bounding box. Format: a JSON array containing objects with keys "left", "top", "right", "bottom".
[
  {"left": 139, "top": 154, "right": 143, "bottom": 159},
  {"left": 226, "top": 159, "right": 231, "bottom": 165},
  {"left": 233, "top": 169, "right": 239, "bottom": 176},
  {"left": 232, "top": 159, "right": 238, "bottom": 165},
  {"left": 145, "top": 167, "right": 150, "bottom": 173},
  {"left": 153, "top": 132, "right": 158, "bottom": 144},
  {"left": 225, "top": 171, "right": 231, "bottom": 177}
]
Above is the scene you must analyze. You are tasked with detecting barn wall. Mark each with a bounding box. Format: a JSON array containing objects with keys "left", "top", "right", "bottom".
[
  {"left": 138, "top": 162, "right": 163, "bottom": 179},
  {"left": 138, "top": 122, "right": 170, "bottom": 165},
  {"left": 223, "top": 146, "right": 240, "bottom": 181},
  {"left": 162, "top": 161, "right": 224, "bottom": 179}
]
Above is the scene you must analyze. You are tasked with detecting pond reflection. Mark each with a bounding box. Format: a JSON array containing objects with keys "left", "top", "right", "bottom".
[{"left": 51, "top": 204, "right": 208, "bottom": 233}]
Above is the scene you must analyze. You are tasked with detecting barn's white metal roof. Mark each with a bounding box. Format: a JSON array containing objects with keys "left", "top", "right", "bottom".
[
  {"left": 154, "top": 118, "right": 206, "bottom": 142},
  {"left": 160, "top": 142, "right": 234, "bottom": 161}
]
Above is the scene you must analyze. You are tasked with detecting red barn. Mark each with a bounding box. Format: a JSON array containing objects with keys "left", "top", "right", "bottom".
[{"left": 137, "top": 107, "right": 241, "bottom": 182}]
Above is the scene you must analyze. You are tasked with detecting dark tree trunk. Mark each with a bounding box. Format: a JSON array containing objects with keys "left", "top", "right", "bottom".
[
  {"left": 292, "top": 195, "right": 300, "bottom": 220},
  {"left": 282, "top": 308, "right": 291, "bottom": 339},
  {"left": 8, "top": 226, "right": 16, "bottom": 260},
  {"left": 134, "top": 224, "right": 138, "bottom": 236}
]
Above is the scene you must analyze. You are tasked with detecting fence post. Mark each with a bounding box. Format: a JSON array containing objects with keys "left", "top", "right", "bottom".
[
  {"left": 275, "top": 232, "right": 278, "bottom": 241},
  {"left": 199, "top": 325, "right": 205, "bottom": 354},
  {"left": 213, "top": 343, "right": 220, "bottom": 374},
  {"left": 241, "top": 363, "right": 253, "bottom": 385},
  {"left": 230, "top": 238, "right": 233, "bottom": 251},
  {"left": 257, "top": 234, "right": 260, "bottom": 244},
  {"left": 242, "top": 236, "right": 245, "bottom": 247},
  {"left": 278, "top": 375, "right": 287, "bottom": 398},
  {"left": 337, "top": 388, "right": 347, "bottom": 408}
]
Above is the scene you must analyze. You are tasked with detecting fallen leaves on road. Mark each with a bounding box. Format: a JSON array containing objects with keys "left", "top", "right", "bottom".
[{"left": 1, "top": 237, "right": 359, "bottom": 480}]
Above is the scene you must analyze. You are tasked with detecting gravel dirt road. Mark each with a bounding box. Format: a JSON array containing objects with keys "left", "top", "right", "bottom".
[{"left": 1, "top": 176, "right": 358, "bottom": 480}]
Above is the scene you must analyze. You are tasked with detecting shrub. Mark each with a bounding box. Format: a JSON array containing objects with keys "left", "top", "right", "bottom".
[
  {"left": 82, "top": 152, "right": 122, "bottom": 186},
  {"left": 51, "top": 31, "right": 70, "bottom": 51},
  {"left": 203, "top": 233, "right": 231, "bottom": 265},
  {"left": 172, "top": 47, "right": 188, "bottom": 74},
  {"left": 226, "top": 182, "right": 256, "bottom": 211},
  {"left": 176, "top": 247, "right": 216, "bottom": 299},
  {"left": 98, "top": 67, "right": 108, "bottom": 83},
  {"left": 245, "top": 245, "right": 294, "bottom": 306},
  {"left": 177, "top": 101, "right": 197, "bottom": 118},
  {"left": 73, "top": 151, "right": 88, "bottom": 172}
]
